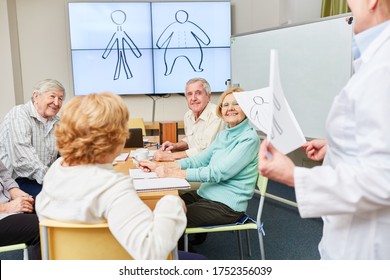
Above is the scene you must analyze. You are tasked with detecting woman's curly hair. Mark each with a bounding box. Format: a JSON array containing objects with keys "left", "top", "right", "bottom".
[{"left": 55, "top": 92, "right": 129, "bottom": 165}]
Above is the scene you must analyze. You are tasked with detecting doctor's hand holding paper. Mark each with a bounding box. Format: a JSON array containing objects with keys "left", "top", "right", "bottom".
[
  {"left": 259, "top": 0, "right": 390, "bottom": 260},
  {"left": 258, "top": 140, "right": 295, "bottom": 187}
]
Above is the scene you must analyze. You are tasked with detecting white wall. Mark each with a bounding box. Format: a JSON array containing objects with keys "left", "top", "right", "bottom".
[
  {"left": 0, "top": 0, "right": 16, "bottom": 119},
  {"left": 0, "top": 0, "right": 322, "bottom": 121},
  {"left": 287, "top": 0, "right": 322, "bottom": 24},
  {"left": 232, "top": 0, "right": 322, "bottom": 34}
]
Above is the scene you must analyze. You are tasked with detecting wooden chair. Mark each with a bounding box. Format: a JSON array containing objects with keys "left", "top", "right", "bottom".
[
  {"left": 184, "top": 174, "right": 268, "bottom": 260},
  {"left": 39, "top": 219, "right": 176, "bottom": 260},
  {"left": 0, "top": 243, "right": 29, "bottom": 260},
  {"left": 39, "top": 219, "right": 133, "bottom": 260}
]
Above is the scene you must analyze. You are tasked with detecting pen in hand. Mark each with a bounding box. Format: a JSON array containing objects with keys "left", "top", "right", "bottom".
[
  {"left": 132, "top": 156, "right": 151, "bottom": 172},
  {"left": 131, "top": 156, "right": 140, "bottom": 165}
]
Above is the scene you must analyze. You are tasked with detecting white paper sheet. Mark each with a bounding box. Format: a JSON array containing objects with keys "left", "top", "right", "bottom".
[
  {"left": 114, "top": 152, "right": 129, "bottom": 162},
  {"left": 234, "top": 87, "right": 273, "bottom": 134},
  {"left": 233, "top": 49, "right": 306, "bottom": 154},
  {"left": 268, "top": 49, "right": 306, "bottom": 154},
  {"left": 133, "top": 178, "right": 190, "bottom": 192},
  {"left": 129, "top": 169, "right": 158, "bottom": 179}
]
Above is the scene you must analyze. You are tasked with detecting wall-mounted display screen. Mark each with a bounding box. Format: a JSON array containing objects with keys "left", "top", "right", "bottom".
[{"left": 68, "top": 1, "right": 231, "bottom": 95}]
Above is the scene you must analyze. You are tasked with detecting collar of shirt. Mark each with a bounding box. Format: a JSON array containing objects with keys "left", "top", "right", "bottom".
[
  {"left": 353, "top": 20, "right": 390, "bottom": 60},
  {"left": 27, "top": 100, "right": 60, "bottom": 125},
  {"left": 188, "top": 102, "right": 212, "bottom": 123},
  {"left": 28, "top": 100, "right": 48, "bottom": 124}
]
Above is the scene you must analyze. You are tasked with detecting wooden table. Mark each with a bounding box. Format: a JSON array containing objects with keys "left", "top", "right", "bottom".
[
  {"left": 113, "top": 148, "right": 178, "bottom": 210},
  {"left": 144, "top": 121, "right": 184, "bottom": 131},
  {"left": 144, "top": 121, "right": 185, "bottom": 139}
]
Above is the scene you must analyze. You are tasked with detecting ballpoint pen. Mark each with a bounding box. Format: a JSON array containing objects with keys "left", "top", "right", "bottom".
[
  {"left": 131, "top": 156, "right": 140, "bottom": 165},
  {"left": 132, "top": 156, "right": 152, "bottom": 172}
]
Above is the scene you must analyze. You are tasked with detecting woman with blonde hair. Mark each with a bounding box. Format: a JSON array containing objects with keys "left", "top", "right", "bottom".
[
  {"left": 139, "top": 87, "right": 260, "bottom": 245},
  {"left": 36, "top": 92, "right": 188, "bottom": 260}
]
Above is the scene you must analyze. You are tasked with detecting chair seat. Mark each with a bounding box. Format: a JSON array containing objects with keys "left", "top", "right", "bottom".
[
  {"left": 39, "top": 219, "right": 175, "bottom": 260},
  {"left": 0, "top": 243, "right": 29, "bottom": 260},
  {"left": 40, "top": 219, "right": 133, "bottom": 260},
  {"left": 0, "top": 243, "right": 28, "bottom": 252},
  {"left": 185, "top": 223, "right": 258, "bottom": 234},
  {"left": 184, "top": 174, "right": 268, "bottom": 260}
]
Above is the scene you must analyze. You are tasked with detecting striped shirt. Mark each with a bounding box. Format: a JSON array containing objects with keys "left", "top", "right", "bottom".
[{"left": 0, "top": 101, "right": 59, "bottom": 184}]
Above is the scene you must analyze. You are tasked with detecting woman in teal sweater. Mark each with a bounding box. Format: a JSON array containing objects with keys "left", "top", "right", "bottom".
[{"left": 139, "top": 87, "right": 260, "bottom": 227}]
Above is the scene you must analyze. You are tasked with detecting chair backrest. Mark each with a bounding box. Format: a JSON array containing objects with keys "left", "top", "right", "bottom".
[
  {"left": 257, "top": 173, "right": 268, "bottom": 196},
  {"left": 125, "top": 128, "right": 144, "bottom": 148},
  {"left": 39, "top": 219, "right": 133, "bottom": 260},
  {"left": 0, "top": 243, "right": 29, "bottom": 260},
  {"left": 128, "top": 118, "right": 146, "bottom": 136},
  {"left": 255, "top": 173, "right": 268, "bottom": 226}
]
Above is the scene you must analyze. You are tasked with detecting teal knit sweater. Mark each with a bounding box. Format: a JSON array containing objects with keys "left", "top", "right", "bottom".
[{"left": 178, "top": 118, "right": 260, "bottom": 212}]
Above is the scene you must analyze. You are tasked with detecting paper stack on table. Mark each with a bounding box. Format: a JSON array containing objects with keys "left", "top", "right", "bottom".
[{"left": 129, "top": 169, "right": 190, "bottom": 192}]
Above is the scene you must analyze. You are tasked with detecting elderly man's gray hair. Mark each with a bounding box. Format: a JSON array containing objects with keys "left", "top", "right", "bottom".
[
  {"left": 185, "top": 78, "right": 211, "bottom": 96},
  {"left": 31, "top": 79, "right": 65, "bottom": 101}
]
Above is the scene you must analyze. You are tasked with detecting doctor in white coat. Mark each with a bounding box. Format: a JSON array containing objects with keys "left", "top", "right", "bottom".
[{"left": 258, "top": 0, "right": 390, "bottom": 259}]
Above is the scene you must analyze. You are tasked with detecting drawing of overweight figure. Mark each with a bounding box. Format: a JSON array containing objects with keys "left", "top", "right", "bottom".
[
  {"left": 156, "top": 10, "right": 211, "bottom": 76},
  {"left": 102, "top": 10, "right": 142, "bottom": 80}
]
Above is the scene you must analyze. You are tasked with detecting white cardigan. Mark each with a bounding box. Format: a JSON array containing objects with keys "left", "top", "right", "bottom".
[{"left": 36, "top": 158, "right": 186, "bottom": 260}]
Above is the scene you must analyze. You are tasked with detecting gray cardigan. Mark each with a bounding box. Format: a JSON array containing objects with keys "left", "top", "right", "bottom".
[{"left": 0, "top": 160, "right": 19, "bottom": 205}]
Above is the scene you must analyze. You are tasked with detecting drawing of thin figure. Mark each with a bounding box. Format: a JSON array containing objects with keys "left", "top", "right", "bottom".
[
  {"left": 250, "top": 96, "right": 270, "bottom": 133},
  {"left": 102, "top": 10, "right": 142, "bottom": 80},
  {"left": 156, "top": 10, "right": 211, "bottom": 76}
]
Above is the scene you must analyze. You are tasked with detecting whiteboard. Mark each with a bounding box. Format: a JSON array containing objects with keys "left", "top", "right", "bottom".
[{"left": 231, "top": 14, "right": 353, "bottom": 138}]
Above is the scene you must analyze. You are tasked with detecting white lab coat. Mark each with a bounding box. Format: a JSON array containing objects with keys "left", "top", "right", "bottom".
[{"left": 294, "top": 23, "right": 390, "bottom": 259}]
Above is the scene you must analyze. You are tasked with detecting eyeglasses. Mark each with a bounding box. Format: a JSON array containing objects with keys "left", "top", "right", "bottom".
[{"left": 221, "top": 101, "right": 240, "bottom": 108}]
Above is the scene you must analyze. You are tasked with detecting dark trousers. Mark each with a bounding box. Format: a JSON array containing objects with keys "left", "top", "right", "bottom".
[
  {"left": 15, "top": 178, "right": 42, "bottom": 197},
  {"left": 0, "top": 213, "right": 41, "bottom": 259},
  {"left": 178, "top": 250, "right": 207, "bottom": 260},
  {"left": 180, "top": 190, "right": 245, "bottom": 227}
]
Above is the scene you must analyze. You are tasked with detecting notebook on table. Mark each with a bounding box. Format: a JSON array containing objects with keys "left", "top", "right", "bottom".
[
  {"left": 133, "top": 178, "right": 190, "bottom": 192},
  {"left": 129, "top": 169, "right": 191, "bottom": 192}
]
